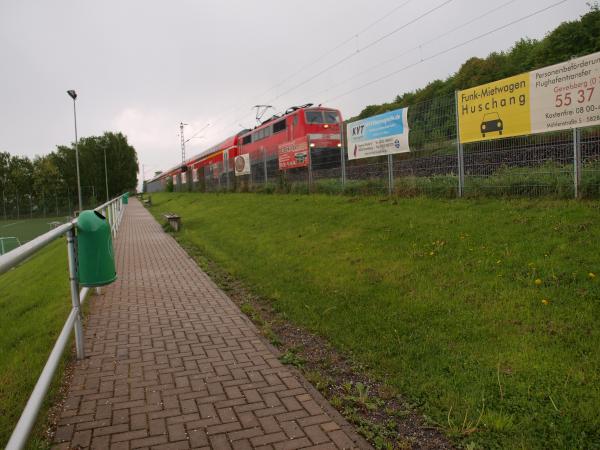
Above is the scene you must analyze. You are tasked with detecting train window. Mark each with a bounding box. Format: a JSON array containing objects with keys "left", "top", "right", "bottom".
[
  {"left": 324, "top": 110, "right": 340, "bottom": 123},
  {"left": 242, "top": 135, "right": 251, "bottom": 145},
  {"left": 264, "top": 126, "right": 272, "bottom": 138},
  {"left": 273, "top": 119, "right": 286, "bottom": 133},
  {"left": 305, "top": 111, "right": 323, "bottom": 124},
  {"left": 293, "top": 115, "right": 298, "bottom": 126}
]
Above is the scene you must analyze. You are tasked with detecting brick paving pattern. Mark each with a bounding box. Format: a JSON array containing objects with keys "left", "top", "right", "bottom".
[{"left": 52, "top": 199, "right": 369, "bottom": 449}]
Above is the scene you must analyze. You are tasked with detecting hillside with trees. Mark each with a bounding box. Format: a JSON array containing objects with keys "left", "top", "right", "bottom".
[{"left": 353, "top": 5, "right": 600, "bottom": 121}]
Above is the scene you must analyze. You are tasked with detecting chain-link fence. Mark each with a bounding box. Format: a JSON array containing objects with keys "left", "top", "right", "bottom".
[
  {"left": 150, "top": 92, "right": 600, "bottom": 199},
  {"left": 0, "top": 186, "right": 102, "bottom": 220}
]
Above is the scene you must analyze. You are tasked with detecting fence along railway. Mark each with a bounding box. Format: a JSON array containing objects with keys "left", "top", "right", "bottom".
[{"left": 145, "top": 51, "right": 600, "bottom": 200}]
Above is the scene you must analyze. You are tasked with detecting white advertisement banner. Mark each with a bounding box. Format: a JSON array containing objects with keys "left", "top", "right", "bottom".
[
  {"left": 234, "top": 154, "right": 251, "bottom": 176},
  {"left": 530, "top": 52, "right": 600, "bottom": 134},
  {"left": 346, "top": 108, "right": 410, "bottom": 160}
]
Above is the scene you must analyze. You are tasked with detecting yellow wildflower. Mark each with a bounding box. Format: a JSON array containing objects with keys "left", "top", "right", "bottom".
[
  {"left": 589, "top": 272, "right": 596, "bottom": 279},
  {"left": 541, "top": 299, "right": 549, "bottom": 305},
  {"left": 534, "top": 279, "right": 542, "bottom": 286}
]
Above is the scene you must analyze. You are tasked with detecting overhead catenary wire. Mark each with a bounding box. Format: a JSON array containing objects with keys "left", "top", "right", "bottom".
[
  {"left": 311, "top": 0, "right": 519, "bottom": 99},
  {"left": 268, "top": 0, "right": 456, "bottom": 103},
  {"left": 324, "top": 0, "right": 568, "bottom": 103},
  {"left": 255, "top": 0, "right": 415, "bottom": 99},
  {"left": 199, "top": 0, "right": 415, "bottom": 135},
  {"left": 181, "top": 0, "right": 568, "bottom": 160},
  {"left": 217, "top": 0, "right": 455, "bottom": 136}
]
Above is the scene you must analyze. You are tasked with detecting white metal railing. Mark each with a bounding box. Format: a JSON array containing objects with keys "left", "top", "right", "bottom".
[{"left": 0, "top": 194, "right": 126, "bottom": 450}]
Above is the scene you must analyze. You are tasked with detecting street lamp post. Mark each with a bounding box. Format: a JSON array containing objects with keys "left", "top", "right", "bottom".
[{"left": 67, "top": 90, "right": 83, "bottom": 212}]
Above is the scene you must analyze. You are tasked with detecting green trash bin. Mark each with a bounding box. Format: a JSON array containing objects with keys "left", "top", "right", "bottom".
[
  {"left": 77, "top": 210, "right": 117, "bottom": 287},
  {"left": 123, "top": 192, "right": 129, "bottom": 204}
]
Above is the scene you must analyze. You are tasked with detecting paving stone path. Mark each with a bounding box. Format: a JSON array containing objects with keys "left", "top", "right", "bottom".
[{"left": 52, "top": 199, "right": 369, "bottom": 450}]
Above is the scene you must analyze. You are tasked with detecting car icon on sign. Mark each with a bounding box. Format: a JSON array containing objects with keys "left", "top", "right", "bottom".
[
  {"left": 295, "top": 151, "right": 307, "bottom": 163},
  {"left": 481, "top": 112, "right": 503, "bottom": 137}
]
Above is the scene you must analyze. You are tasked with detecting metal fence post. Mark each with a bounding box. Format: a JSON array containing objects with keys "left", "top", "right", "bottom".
[
  {"left": 67, "top": 188, "right": 72, "bottom": 217},
  {"left": 263, "top": 148, "right": 268, "bottom": 185},
  {"left": 574, "top": 127, "right": 581, "bottom": 199},
  {"left": 66, "top": 228, "right": 85, "bottom": 360},
  {"left": 249, "top": 161, "right": 253, "bottom": 189},
  {"left": 340, "top": 126, "right": 346, "bottom": 188},
  {"left": 308, "top": 147, "right": 313, "bottom": 192},
  {"left": 454, "top": 91, "right": 465, "bottom": 197},
  {"left": 225, "top": 157, "right": 230, "bottom": 191},
  {"left": 387, "top": 154, "right": 394, "bottom": 196}
]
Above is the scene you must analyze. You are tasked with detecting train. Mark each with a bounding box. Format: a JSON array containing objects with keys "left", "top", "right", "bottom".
[{"left": 145, "top": 103, "right": 343, "bottom": 192}]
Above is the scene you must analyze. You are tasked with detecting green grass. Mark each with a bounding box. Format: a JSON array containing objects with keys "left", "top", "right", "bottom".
[
  {"left": 150, "top": 192, "right": 600, "bottom": 449},
  {"left": 0, "top": 240, "right": 71, "bottom": 448},
  {"left": 0, "top": 217, "right": 68, "bottom": 244}
]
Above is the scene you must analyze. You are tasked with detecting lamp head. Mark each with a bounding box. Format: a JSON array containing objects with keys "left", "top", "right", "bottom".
[{"left": 67, "top": 90, "right": 77, "bottom": 100}]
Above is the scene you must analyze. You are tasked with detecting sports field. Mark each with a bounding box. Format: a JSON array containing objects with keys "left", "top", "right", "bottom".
[{"left": 0, "top": 217, "right": 69, "bottom": 254}]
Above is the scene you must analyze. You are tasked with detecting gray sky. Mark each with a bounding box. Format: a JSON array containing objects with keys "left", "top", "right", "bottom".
[{"left": 0, "top": 0, "right": 589, "bottom": 184}]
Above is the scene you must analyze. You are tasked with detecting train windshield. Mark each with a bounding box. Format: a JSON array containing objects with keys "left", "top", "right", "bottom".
[{"left": 305, "top": 110, "right": 340, "bottom": 124}]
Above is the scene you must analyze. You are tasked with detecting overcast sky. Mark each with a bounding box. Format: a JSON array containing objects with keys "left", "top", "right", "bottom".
[{"left": 0, "top": 0, "right": 590, "bottom": 184}]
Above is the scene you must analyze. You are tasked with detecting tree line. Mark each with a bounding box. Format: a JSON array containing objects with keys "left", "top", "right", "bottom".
[{"left": 0, "top": 132, "right": 138, "bottom": 218}]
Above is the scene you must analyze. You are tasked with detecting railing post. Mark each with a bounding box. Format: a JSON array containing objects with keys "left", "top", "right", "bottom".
[
  {"left": 66, "top": 228, "right": 85, "bottom": 360},
  {"left": 454, "top": 90, "right": 465, "bottom": 197},
  {"left": 387, "top": 154, "right": 393, "bottom": 196},
  {"left": 574, "top": 127, "right": 581, "bottom": 199},
  {"left": 110, "top": 203, "right": 114, "bottom": 237}
]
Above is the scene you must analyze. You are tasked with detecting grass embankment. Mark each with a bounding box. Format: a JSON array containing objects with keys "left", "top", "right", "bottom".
[
  {"left": 0, "top": 240, "right": 71, "bottom": 448},
  {"left": 151, "top": 192, "right": 599, "bottom": 449}
]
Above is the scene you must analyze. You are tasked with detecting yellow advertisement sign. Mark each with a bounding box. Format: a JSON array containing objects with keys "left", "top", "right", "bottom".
[
  {"left": 457, "top": 73, "right": 531, "bottom": 143},
  {"left": 457, "top": 51, "right": 600, "bottom": 143}
]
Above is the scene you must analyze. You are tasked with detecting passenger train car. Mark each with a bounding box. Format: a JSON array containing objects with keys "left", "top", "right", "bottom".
[{"left": 145, "top": 104, "right": 342, "bottom": 192}]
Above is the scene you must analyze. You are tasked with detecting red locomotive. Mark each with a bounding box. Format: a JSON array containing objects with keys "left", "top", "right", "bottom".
[{"left": 146, "top": 104, "right": 343, "bottom": 192}]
